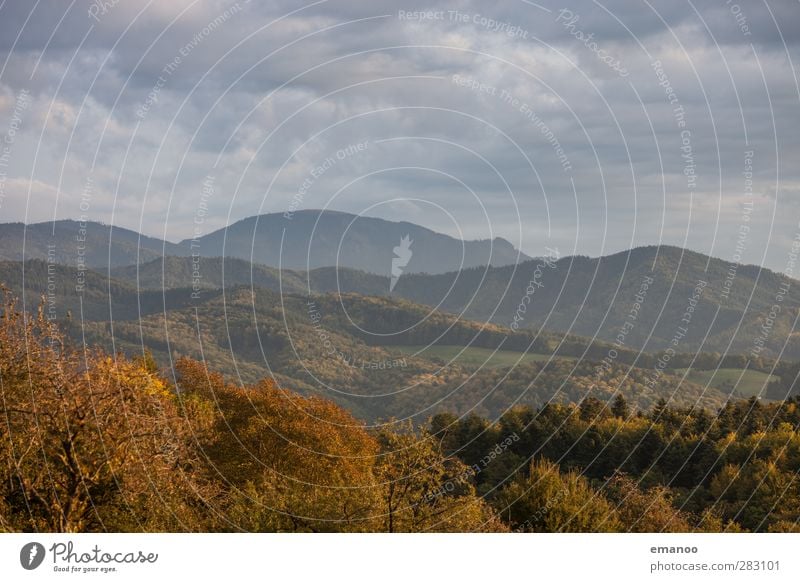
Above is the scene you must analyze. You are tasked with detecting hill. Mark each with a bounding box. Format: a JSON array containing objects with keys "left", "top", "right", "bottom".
[
  {"left": 0, "top": 220, "right": 189, "bottom": 268},
  {"left": 111, "top": 244, "right": 800, "bottom": 358},
  {"left": 179, "top": 209, "right": 529, "bottom": 275},
  {"left": 109, "top": 255, "right": 390, "bottom": 295},
  {"left": 391, "top": 245, "right": 800, "bottom": 357},
  {"left": 0, "top": 259, "right": 205, "bottom": 321},
  {"left": 0, "top": 259, "right": 733, "bottom": 421},
  {"left": 7, "top": 299, "right": 800, "bottom": 533},
  {"left": 5, "top": 216, "right": 797, "bottom": 358},
  {"left": 76, "top": 286, "right": 730, "bottom": 421}
]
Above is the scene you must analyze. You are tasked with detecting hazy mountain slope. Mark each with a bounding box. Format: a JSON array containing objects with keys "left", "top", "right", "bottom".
[
  {"left": 0, "top": 220, "right": 188, "bottom": 268},
  {"left": 180, "top": 209, "right": 529, "bottom": 275},
  {"left": 105, "top": 243, "right": 800, "bottom": 357},
  {"left": 0, "top": 260, "right": 211, "bottom": 321},
  {"left": 0, "top": 258, "right": 743, "bottom": 420},
  {"left": 110, "top": 255, "right": 390, "bottom": 296},
  {"left": 78, "top": 286, "right": 730, "bottom": 421},
  {"left": 391, "top": 245, "right": 800, "bottom": 357}
]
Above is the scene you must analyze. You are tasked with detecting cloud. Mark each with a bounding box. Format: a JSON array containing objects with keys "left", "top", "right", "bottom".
[{"left": 0, "top": 0, "right": 797, "bottom": 270}]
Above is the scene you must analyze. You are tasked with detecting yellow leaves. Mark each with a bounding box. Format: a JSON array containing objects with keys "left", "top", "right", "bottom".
[
  {"left": 710, "top": 464, "right": 740, "bottom": 499},
  {"left": 0, "top": 294, "right": 214, "bottom": 532},
  {"left": 373, "top": 423, "right": 504, "bottom": 532},
  {"left": 721, "top": 431, "right": 738, "bottom": 446},
  {"left": 146, "top": 375, "right": 170, "bottom": 398},
  {"left": 494, "top": 458, "right": 620, "bottom": 532},
  {"left": 174, "top": 357, "right": 383, "bottom": 531}
]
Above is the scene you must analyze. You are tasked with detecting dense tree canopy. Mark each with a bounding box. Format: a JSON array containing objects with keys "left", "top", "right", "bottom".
[{"left": 2, "top": 290, "right": 799, "bottom": 532}]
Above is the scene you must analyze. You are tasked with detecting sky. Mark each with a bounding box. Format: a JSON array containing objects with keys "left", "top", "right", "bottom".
[{"left": 0, "top": 0, "right": 798, "bottom": 271}]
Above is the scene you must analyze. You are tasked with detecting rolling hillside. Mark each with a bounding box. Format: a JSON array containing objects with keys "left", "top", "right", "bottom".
[
  {"left": 0, "top": 220, "right": 188, "bottom": 268},
  {"left": 110, "top": 244, "right": 800, "bottom": 358},
  {"left": 77, "top": 286, "right": 731, "bottom": 421},
  {"left": 391, "top": 245, "right": 800, "bottom": 357},
  {"left": 179, "top": 209, "right": 529, "bottom": 275},
  {"left": 0, "top": 258, "right": 734, "bottom": 421}
]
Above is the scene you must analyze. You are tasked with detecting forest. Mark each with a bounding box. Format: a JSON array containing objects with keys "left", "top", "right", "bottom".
[{"left": 2, "top": 289, "right": 799, "bottom": 533}]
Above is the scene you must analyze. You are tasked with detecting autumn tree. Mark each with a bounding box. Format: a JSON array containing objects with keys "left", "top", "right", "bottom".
[
  {"left": 603, "top": 474, "right": 697, "bottom": 532},
  {"left": 375, "top": 422, "right": 505, "bottom": 532},
  {"left": 493, "top": 458, "right": 620, "bottom": 532},
  {"left": 0, "top": 292, "right": 211, "bottom": 532},
  {"left": 174, "top": 358, "right": 382, "bottom": 532},
  {"left": 611, "top": 394, "right": 630, "bottom": 419}
]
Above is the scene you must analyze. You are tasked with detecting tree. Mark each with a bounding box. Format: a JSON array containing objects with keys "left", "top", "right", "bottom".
[
  {"left": 175, "top": 358, "right": 382, "bottom": 532},
  {"left": 493, "top": 458, "right": 620, "bottom": 532},
  {"left": 375, "top": 423, "right": 505, "bottom": 532},
  {"left": 604, "top": 474, "right": 694, "bottom": 532},
  {"left": 579, "top": 397, "right": 609, "bottom": 422},
  {"left": 709, "top": 458, "right": 799, "bottom": 531},
  {"left": 0, "top": 293, "right": 212, "bottom": 532},
  {"left": 611, "top": 394, "right": 630, "bottom": 419}
]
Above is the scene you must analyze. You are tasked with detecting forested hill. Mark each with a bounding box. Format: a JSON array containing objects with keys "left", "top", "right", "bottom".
[
  {"left": 2, "top": 291, "right": 799, "bottom": 533},
  {"left": 391, "top": 245, "right": 800, "bottom": 357},
  {"left": 112, "top": 245, "right": 799, "bottom": 358},
  {"left": 0, "top": 220, "right": 188, "bottom": 267},
  {"left": 179, "top": 209, "right": 529, "bottom": 275},
  {"left": 0, "top": 259, "right": 740, "bottom": 422},
  {"left": 2, "top": 214, "right": 797, "bottom": 357},
  {"left": 109, "top": 255, "right": 390, "bottom": 296}
]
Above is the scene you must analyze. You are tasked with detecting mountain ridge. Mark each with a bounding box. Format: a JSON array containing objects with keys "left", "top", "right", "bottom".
[
  {"left": 0, "top": 220, "right": 189, "bottom": 268},
  {"left": 104, "top": 244, "right": 800, "bottom": 358},
  {"left": 2, "top": 213, "right": 784, "bottom": 282},
  {"left": 0, "top": 210, "right": 529, "bottom": 274},
  {"left": 176, "top": 209, "right": 529, "bottom": 275}
]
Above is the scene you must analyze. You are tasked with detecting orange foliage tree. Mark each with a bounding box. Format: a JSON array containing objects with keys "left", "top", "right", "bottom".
[{"left": 0, "top": 292, "right": 214, "bottom": 532}]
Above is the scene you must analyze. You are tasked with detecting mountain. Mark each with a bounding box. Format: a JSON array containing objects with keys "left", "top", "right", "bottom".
[
  {"left": 0, "top": 220, "right": 188, "bottom": 268},
  {"left": 109, "top": 255, "right": 390, "bottom": 296},
  {"left": 0, "top": 259, "right": 734, "bottom": 421},
  {"left": 0, "top": 259, "right": 210, "bottom": 321},
  {"left": 111, "top": 245, "right": 800, "bottom": 358},
  {"left": 179, "top": 209, "right": 529, "bottom": 275},
  {"left": 388, "top": 245, "right": 800, "bottom": 357},
  {"left": 76, "top": 285, "right": 729, "bottom": 421},
  {"left": 2, "top": 214, "right": 798, "bottom": 358},
  {"left": 0, "top": 211, "right": 530, "bottom": 275}
]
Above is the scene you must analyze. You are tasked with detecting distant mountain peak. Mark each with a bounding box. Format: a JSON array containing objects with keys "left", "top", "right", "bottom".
[{"left": 179, "top": 209, "right": 530, "bottom": 276}]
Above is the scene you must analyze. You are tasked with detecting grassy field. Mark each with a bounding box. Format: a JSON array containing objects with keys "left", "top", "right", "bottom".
[
  {"left": 390, "top": 346, "right": 775, "bottom": 397},
  {"left": 392, "top": 345, "right": 572, "bottom": 369},
  {"left": 675, "top": 368, "right": 776, "bottom": 398}
]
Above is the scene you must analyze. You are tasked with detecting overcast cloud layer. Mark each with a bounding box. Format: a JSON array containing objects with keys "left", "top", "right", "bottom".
[{"left": 0, "top": 0, "right": 798, "bottom": 271}]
